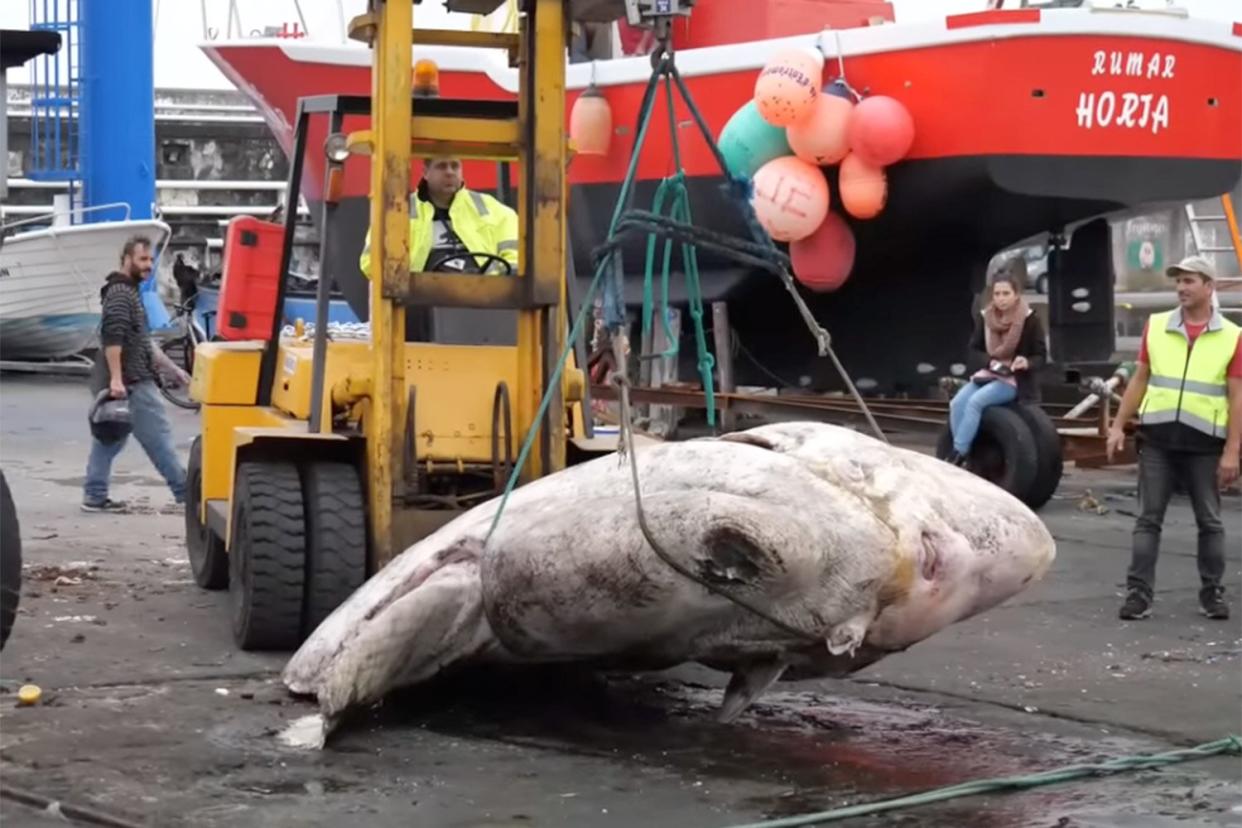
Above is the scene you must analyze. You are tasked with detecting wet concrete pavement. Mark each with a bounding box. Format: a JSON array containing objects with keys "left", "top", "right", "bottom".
[{"left": 1, "top": 374, "right": 1239, "bottom": 827}]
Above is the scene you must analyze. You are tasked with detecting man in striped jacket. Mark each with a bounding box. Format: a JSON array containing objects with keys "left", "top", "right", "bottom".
[{"left": 82, "top": 236, "right": 190, "bottom": 513}]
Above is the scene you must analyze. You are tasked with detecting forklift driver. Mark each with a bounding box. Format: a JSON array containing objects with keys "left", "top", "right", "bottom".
[{"left": 358, "top": 155, "right": 519, "bottom": 340}]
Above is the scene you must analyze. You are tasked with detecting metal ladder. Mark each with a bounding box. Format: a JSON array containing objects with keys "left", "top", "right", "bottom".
[
  {"left": 1184, "top": 192, "right": 1242, "bottom": 278},
  {"left": 26, "top": 0, "right": 81, "bottom": 187}
]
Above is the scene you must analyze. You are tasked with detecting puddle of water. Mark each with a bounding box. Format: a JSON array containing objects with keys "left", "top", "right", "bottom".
[
  {"left": 323, "top": 667, "right": 1235, "bottom": 827},
  {"left": 226, "top": 778, "right": 358, "bottom": 797}
]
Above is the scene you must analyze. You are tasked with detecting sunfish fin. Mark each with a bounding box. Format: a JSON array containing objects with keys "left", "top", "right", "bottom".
[
  {"left": 717, "top": 432, "right": 783, "bottom": 452},
  {"left": 277, "top": 713, "right": 337, "bottom": 751},
  {"left": 826, "top": 611, "right": 872, "bottom": 657},
  {"left": 718, "top": 659, "right": 788, "bottom": 723},
  {"left": 718, "top": 423, "right": 819, "bottom": 454}
]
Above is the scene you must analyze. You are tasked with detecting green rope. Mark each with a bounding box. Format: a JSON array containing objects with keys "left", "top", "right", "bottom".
[
  {"left": 484, "top": 55, "right": 673, "bottom": 544},
  {"left": 656, "top": 71, "right": 716, "bottom": 428},
  {"left": 720, "top": 735, "right": 1242, "bottom": 828},
  {"left": 639, "top": 176, "right": 677, "bottom": 362},
  {"left": 639, "top": 174, "right": 716, "bottom": 426},
  {"left": 638, "top": 73, "right": 716, "bottom": 426},
  {"left": 482, "top": 244, "right": 607, "bottom": 546}
]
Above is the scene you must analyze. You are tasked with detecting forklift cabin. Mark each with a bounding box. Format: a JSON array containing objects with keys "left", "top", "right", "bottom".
[{"left": 184, "top": 0, "right": 605, "bottom": 652}]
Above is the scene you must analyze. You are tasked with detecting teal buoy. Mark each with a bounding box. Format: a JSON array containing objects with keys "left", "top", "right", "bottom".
[{"left": 717, "top": 100, "right": 792, "bottom": 179}]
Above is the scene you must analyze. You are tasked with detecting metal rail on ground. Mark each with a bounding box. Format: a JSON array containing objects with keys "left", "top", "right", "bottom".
[{"left": 589, "top": 381, "right": 1135, "bottom": 468}]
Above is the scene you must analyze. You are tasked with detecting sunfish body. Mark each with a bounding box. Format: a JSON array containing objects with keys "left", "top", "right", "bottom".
[{"left": 281, "top": 422, "right": 1055, "bottom": 748}]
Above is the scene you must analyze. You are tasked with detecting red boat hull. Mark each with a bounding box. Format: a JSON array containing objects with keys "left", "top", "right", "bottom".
[
  {"left": 207, "top": 18, "right": 1242, "bottom": 192},
  {"left": 202, "top": 8, "right": 1242, "bottom": 393}
]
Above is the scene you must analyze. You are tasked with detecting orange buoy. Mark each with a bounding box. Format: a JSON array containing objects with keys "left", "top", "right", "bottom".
[
  {"left": 838, "top": 152, "right": 888, "bottom": 220},
  {"left": 753, "top": 47, "right": 823, "bottom": 127},
  {"left": 791, "top": 211, "right": 856, "bottom": 292},
  {"left": 847, "top": 95, "right": 914, "bottom": 167},
  {"left": 750, "top": 155, "right": 830, "bottom": 242},
  {"left": 569, "top": 84, "right": 612, "bottom": 156},
  {"left": 787, "top": 91, "right": 853, "bottom": 167}
]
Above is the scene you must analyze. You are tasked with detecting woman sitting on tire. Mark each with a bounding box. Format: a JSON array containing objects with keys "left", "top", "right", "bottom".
[{"left": 947, "top": 271, "right": 1048, "bottom": 466}]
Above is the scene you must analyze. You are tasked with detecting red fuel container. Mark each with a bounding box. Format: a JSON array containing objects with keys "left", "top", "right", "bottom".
[{"left": 215, "top": 217, "right": 286, "bottom": 341}]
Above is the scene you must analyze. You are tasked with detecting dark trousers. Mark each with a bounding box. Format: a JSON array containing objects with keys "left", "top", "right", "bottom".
[{"left": 1127, "top": 442, "right": 1226, "bottom": 599}]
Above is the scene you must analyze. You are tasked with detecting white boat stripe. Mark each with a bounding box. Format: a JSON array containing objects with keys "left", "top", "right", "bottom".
[{"left": 202, "top": 8, "right": 1241, "bottom": 96}]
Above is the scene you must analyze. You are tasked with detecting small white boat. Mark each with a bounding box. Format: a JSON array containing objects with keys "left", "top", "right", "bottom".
[{"left": 0, "top": 205, "right": 171, "bottom": 362}]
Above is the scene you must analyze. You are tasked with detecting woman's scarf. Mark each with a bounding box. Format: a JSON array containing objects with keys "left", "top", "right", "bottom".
[{"left": 983, "top": 297, "right": 1029, "bottom": 363}]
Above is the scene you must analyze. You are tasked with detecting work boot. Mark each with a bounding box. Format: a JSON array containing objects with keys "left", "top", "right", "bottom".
[
  {"left": 1118, "top": 589, "right": 1152, "bottom": 620},
  {"left": 81, "top": 498, "right": 128, "bottom": 514},
  {"left": 1200, "top": 586, "right": 1230, "bottom": 620}
]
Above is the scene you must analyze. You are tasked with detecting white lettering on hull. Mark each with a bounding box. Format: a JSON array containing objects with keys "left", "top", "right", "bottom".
[
  {"left": 1076, "top": 92, "right": 1170, "bottom": 135},
  {"left": 1090, "top": 50, "right": 1176, "bottom": 79},
  {"left": 1079, "top": 50, "right": 1176, "bottom": 135}
]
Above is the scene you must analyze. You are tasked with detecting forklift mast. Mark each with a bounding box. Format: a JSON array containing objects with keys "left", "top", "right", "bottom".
[
  {"left": 184, "top": 2, "right": 675, "bottom": 651},
  {"left": 345, "top": 0, "right": 571, "bottom": 567}
]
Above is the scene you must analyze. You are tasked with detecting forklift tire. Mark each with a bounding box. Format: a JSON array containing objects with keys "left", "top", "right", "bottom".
[
  {"left": 936, "top": 406, "right": 1039, "bottom": 504},
  {"left": 1, "top": 470, "right": 21, "bottom": 652},
  {"left": 1011, "top": 403, "right": 1064, "bottom": 511},
  {"left": 229, "top": 460, "right": 306, "bottom": 651},
  {"left": 299, "top": 461, "right": 367, "bottom": 638},
  {"left": 186, "top": 437, "right": 228, "bottom": 590}
]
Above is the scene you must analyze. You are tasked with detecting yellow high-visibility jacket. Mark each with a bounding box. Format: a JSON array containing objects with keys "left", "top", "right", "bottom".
[
  {"left": 1140, "top": 307, "right": 1240, "bottom": 440},
  {"left": 359, "top": 187, "right": 518, "bottom": 278}
]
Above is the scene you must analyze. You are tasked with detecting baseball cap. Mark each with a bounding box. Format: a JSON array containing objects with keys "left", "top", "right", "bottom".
[{"left": 1166, "top": 255, "right": 1217, "bottom": 281}]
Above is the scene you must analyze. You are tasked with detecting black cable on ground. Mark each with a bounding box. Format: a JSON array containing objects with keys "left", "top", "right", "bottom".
[{"left": 1, "top": 783, "right": 147, "bottom": 828}]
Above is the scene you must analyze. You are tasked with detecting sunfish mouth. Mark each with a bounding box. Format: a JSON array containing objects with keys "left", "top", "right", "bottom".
[{"left": 781, "top": 640, "right": 902, "bottom": 682}]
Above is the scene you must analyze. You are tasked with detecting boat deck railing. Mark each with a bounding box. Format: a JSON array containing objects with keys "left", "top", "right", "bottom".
[{"left": 0, "top": 201, "right": 132, "bottom": 237}]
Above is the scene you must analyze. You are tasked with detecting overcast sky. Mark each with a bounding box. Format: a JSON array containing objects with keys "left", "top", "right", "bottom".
[{"left": 2, "top": 0, "right": 1237, "bottom": 90}]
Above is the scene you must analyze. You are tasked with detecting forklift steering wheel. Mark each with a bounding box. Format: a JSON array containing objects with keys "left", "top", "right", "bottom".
[{"left": 434, "top": 252, "right": 514, "bottom": 276}]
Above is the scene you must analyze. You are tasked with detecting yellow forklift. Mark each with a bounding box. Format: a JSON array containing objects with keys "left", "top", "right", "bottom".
[{"left": 183, "top": 0, "right": 619, "bottom": 651}]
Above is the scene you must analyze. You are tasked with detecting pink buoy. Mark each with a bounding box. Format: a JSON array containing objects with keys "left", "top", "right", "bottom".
[
  {"left": 753, "top": 47, "right": 823, "bottom": 127},
  {"left": 750, "top": 156, "right": 830, "bottom": 243},
  {"left": 838, "top": 152, "right": 887, "bottom": 220},
  {"left": 791, "top": 211, "right": 856, "bottom": 293},
  {"left": 569, "top": 84, "right": 612, "bottom": 156},
  {"left": 847, "top": 95, "right": 915, "bottom": 167},
  {"left": 787, "top": 91, "right": 853, "bottom": 167}
]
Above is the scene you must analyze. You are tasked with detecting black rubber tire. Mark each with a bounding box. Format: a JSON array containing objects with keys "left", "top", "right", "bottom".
[
  {"left": 970, "top": 406, "right": 1040, "bottom": 502},
  {"left": 935, "top": 427, "right": 955, "bottom": 462},
  {"left": 0, "top": 470, "right": 21, "bottom": 652},
  {"left": 229, "top": 461, "right": 306, "bottom": 651},
  {"left": 299, "top": 462, "right": 368, "bottom": 638},
  {"left": 937, "top": 406, "right": 1039, "bottom": 503},
  {"left": 1011, "top": 403, "right": 1064, "bottom": 511},
  {"left": 157, "top": 337, "right": 199, "bottom": 411},
  {"left": 185, "top": 437, "right": 228, "bottom": 590}
]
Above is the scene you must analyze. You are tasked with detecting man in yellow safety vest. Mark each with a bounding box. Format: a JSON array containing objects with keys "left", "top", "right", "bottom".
[
  {"left": 1107, "top": 255, "right": 1242, "bottom": 621},
  {"left": 359, "top": 155, "right": 518, "bottom": 339}
]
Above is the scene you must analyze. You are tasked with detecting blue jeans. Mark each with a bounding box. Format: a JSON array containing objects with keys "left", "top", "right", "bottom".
[
  {"left": 83, "top": 380, "right": 186, "bottom": 504},
  {"left": 949, "top": 379, "right": 1018, "bottom": 455}
]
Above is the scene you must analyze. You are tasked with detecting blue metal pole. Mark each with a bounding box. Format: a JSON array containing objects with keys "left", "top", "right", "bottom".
[{"left": 80, "top": 0, "right": 169, "bottom": 328}]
